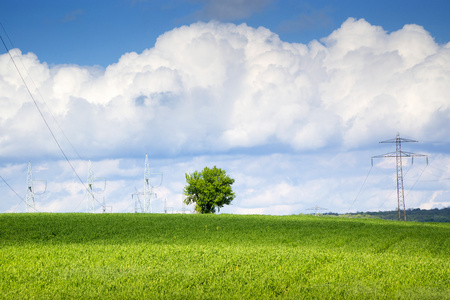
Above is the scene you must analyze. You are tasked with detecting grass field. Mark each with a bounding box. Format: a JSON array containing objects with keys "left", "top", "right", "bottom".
[{"left": 1, "top": 213, "right": 449, "bottom": 299}]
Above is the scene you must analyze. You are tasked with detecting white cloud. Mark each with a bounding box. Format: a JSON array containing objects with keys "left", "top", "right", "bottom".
[
  {"left": 1, "top": 18, "right": 449, "bottom": 214},
  {"left": 1, "top": 151, "right": 449, "bottom": 214}
]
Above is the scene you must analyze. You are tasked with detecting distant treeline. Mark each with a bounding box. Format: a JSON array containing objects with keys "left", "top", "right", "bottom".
[{"left": 324, "top": 207, "right": 450, "bottom": 222}]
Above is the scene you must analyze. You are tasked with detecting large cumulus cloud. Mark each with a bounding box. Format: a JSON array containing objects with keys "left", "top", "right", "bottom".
[
  {"left": 2, "top": 18, "right": 449, "bottom": 160},
  {"left": 1, "top": 18, "right": 449, "bottom": 214}
]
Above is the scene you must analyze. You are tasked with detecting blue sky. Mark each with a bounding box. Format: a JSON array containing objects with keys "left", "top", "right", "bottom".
[
  {"left": 3, "top": 0, "right": 450, "bottom": 66},
  {"left": 1, "top": 0, "right": 449, "bottom": 214}
]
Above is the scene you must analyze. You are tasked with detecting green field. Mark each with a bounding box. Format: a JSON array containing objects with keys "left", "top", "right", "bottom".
[{"left": 1, "top": 213, "right": 449, "bottom": 299}]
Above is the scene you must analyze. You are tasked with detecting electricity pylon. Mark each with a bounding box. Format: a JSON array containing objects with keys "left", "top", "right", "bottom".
[
  {"left": 143, "top": 154, "right": 152, "bottom": 213},
  {"left": 306, "top": 204, "right": 327, "bottom": 216},
  {"left": 132, "top": 187, "right": 144, "bottom": 213},
  {"left": 26, "top": 162, "right": 35, "bottom": 212},
  {"left": 133, "top": 154, "right": 162, "bottom": 213},
  {"left": 164, "top": 198, "right": 174, "bottom": 214},
  {"left": 86, "top": 160, "right": 94, "bottom": 213},
  {"left": 85, "top": 160, "right": 106, "bottom": 213},
  {"left": 26, "top": 162, "right": 47, "bottom": 212},
  {"left": 371, "top": 133, "right": 428, "bottom": 221}
]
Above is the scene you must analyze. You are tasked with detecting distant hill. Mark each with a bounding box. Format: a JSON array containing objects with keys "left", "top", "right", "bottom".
[{"left": 324, "top": 207, "right": 450, "bottom": 222}]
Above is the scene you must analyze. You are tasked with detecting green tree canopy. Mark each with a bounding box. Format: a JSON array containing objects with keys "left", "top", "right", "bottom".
[{"left": 183, "top": 166, "right": 235, "bottom": 214}]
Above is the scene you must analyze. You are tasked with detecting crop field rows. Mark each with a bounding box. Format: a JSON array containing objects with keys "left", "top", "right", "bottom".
[{"left": 1, "top": 213, "right": 449, "bottom": 299}]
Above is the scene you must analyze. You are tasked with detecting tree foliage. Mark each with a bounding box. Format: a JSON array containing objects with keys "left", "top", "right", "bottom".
[{"left": 183, "top": 166, "right": 235, "bottom": 214}]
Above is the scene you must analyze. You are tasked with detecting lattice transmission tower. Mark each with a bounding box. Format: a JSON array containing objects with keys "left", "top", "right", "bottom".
[
  {"left": 372, "top": 133, "right": 428, "bottom": 221},
  {"left": 143, "top": 154, "right": 152, "bottom": 213},
  {"left": 26, "top": 162, "right": 47, "bottom": 212},
  {"left": 133, "top": 154, "right": 162, "bottom": 213},
  {"left": 26, "top": 162, "right": 35, "bottom": 212},
  {"left": 306, "top": 204, "right": 327, "bottom": 216},
  {"left": 85, "top": 160, "right": 106, "bottom": 213}
]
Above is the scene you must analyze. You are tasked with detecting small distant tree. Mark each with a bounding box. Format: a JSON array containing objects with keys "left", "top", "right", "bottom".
[{"left": 183, "top": 166, "right": 235, "bottom": 214}]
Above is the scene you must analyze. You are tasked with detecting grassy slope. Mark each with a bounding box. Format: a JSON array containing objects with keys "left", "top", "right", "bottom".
[{"left": 0, "top": 213, "right": 449, "bottom": 299}]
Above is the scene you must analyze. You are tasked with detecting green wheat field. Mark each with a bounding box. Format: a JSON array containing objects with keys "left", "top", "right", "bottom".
[{"left": 1, "top": 213, "right": 449, "bottom": 299}]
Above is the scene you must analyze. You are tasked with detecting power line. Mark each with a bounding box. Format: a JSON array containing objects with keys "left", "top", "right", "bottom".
[
  {"left": 347, "top": 165, "right": 372, "bottom": 213},
  {"left": 0, "top": 22, "right": 83, "bottom": 161},
  {"left": 0, "top": 31, "right": 105, "bottom": 211},
  {"left": 376, "top": 163, "right": 414, "bottom": 211},
  {"left": 0, "top": 175, "right": 41, "bottom": 212},
  {"left": 415, "top": 177, "right": 450, "bottom": 182},
  {"left": 0, "top": 176, "right": 24, "bottom": 202},
  {"left": 1, "top": 35, "right": 80, "bottom": 178},
  {"left": 405, "top": 164, "right": 428, "bottom": 198}
]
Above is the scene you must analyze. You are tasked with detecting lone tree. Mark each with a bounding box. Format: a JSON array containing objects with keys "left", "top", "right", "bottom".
[{"left": 183, "top": 166, "right": 235, "bottom": 214}]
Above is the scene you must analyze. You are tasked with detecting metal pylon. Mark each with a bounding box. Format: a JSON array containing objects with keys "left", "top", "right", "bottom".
[
  {"left": 86, "top": 160, "right": 95, "bottom": 213},
  {"left": 306, "top": 204, "right": 327, "bottom": 216},
  {"left": 395, "top": 135, "right": 406, "bottom": 221},
  {"left": 133, "top": 154, "right": 162, "bottom": 213},
  {"left": 85, "top": 160, "right": 106, "bottom": 213},
  {"left": 26, "top": 162, "right": 35, "bottom": 212},
  {"left": 372, "top": 133, "right": 428, "bottom": 221},
  {"left": 144, "top": 154, "right": 152, "bottom": 213},
  {"left": 25, "top": 162, "right": 47, "bottom": 213}
]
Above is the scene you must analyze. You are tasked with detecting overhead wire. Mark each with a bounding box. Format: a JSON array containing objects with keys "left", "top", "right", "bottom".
[
  {"left": 377, "top": 187, "right": 397, "bottom": 211},
  {"left": 0, "top": 175, "right": 40, "bottom": 212},
  {"left": 0, "top": 28, "right": 105, "bottom": 212},
  {"left": 347, "top": 165, "right": 372, "bottom": 213},
  {"left": 0, "top": 175, "right": 25, "bottom": 202},
  {"left": 376, "top": 160, "right": 426, "bottom": 211},
  {"left": 412, "top": 163, "right": 450, "bottom": 182},
  {"left": 0, "top": 22, "right": 84, "bottom": 161},
  {"left": 416, "top": 177, "right": 450, "bottom": 182},
  {"left": 405, "top": 164, "right": 428, "bottom": 198}
]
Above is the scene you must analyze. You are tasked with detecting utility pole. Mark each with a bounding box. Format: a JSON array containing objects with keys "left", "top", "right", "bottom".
[
  {"left": 372, "top": 133, "right": 428, "bottom": 221},
  {"left": 26, "top": 162, "right": 47, "bottom": 212}
]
